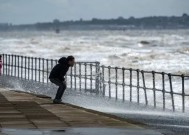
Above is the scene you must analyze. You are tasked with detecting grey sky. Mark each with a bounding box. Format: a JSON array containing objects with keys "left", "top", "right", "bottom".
[{"left": 0, "top": 0, "right": 189, "bottom": 24}]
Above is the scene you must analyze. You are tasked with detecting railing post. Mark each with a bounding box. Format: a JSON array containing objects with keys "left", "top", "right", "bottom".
[
  {"left": 38, "top": 58, "right": 41, "bottom": 82},
  {"left": 122, "top": 68, "right": 125, "bottom": 102},
  {"left": 141, "top": 70, "right": 148, "bottom": 105},
  {"left": 46, "top": 59, "right": 49, "bottom": 84},
  {"left": 84, "top": 63, "right": 87, "bottom": 91},
  {"left": 102, "top": 65, "right": 105, "bottom": 96},
  {"left": 152, "top": 71, "right": 156, "bottom": 108},
  {"left": 31, "top": 57, "right": 34, "bottom": 81},
  {"left": 90, "top": 64, "right": 92, "bottom": 91},
  {"left": 14, "top": 55, "right": 17, "bottom": 77},
  {"left": 42, "top": 58, "right": 45, "bottom": 83},
  {"left": 6, "top": 54, "right": 8, "bottom": 75},
  {"left": 21, "top": 56, "right": 23, "bottom": 79},
  {"left": 8, "top": 54, "right": 10, "bottom": 76},
  {"left": 70, "top": 65, "right": 73, "bottom": 89},
  {"left": 162, "top": 72, "right": 166, "bottom": 110},
  {"left": 18, "top": 55, "right": 20, "bottom": 78},
  {"left": 79, "top": 63, "right": 81, "bottom": 92},
  {"left": 95, "top": 62, "right": 100, "bottom": 95},
  {"left": 11, "top": 54, "right": 13, "bottom": 76},
  {"left": 130, "top": 68, "right": 132, "bottom": 102},
  {"left": 2, "top": 54, "right": 5, "bottom": 75},
  {"left": 115, "top": 67, "right": 118, "bottom": 100},
  {"left": 108, "top": 66, "right": 111, "bottom": 98},
  {"left": 35, "top": 57, "right": 37, "bottom": 81},
  {"left": 137, "top": 69, "right": 140, "bottom": 104},
  {"left": 28, "top": 57, "right": 30, "bottom": 80},
  {"left": 74, "top": 63, "right": 77, "bottom": 91},
  {"left": 181, "top": 74, "right": 185, "bottom": 112},
  {"left": 24, "top": 56, "right": 26, "bottom": 80},
  {"left": 168, "top": 73, "right": 175, "bottom": 112}
]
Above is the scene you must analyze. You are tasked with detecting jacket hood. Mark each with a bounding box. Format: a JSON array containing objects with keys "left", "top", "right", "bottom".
[{"left": 58, "top": 57, "right": 67, "bottom": 64}]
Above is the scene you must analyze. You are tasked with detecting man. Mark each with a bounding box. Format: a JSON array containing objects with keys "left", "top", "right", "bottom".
[{"left": 49, "top": 56, "right": 75, "bottom": 104}]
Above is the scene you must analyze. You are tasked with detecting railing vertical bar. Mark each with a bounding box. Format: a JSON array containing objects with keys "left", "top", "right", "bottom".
[
  {"left": 11, "top": 55, "right": 13, "bottom": 76},
  {"left": 79, "top": 63, "right": 81, "bottom": 92},
  {"left": 122, "top": 68, "right": 125, "bottom": 102},
  {"left": 181, "top": 74, "right": 185, "bottom": 112},
  {"left": 130, "top": 68, "right": 132, "bottom": 102},
  {"left": 102, "top": 66, "right": 105, "bottom": 97},
  {"left": 90, "top": 64, "right": 92, "bottom": 91},
  {"left": 28, "top": 57, "right": 30, "bottom": 80},
  {"left": 42, "top": 58, "right": 45, "bottom": 83},
  {"left": 31, "top": 57, "right": 34, "bottom": 81},
  {"left": 84, "top": 63, "right": 87, "bottom": 91},
  {"left": 115, "top": 67, "right": 118, "bottom": 100},
  {"left": 70, "top": 66, "right": 73, "bottom": 89},
  {"left": 46, "top": 59, "right": 49, "bottom": 84},
  {"left": 162, "top": 72, "right": 165, "bottom": 110},
  {"left": 18, "top": 56, "right": 20, "bottom": 78},
  {"left": 108, "top": 66, "right": 111, "bottom": 98},
  {"left": 74, "top": 63, "right": 77, "bottom": 91},
  {"left": 21, "top": 56, "right": 23, "bottom": 79},
  {"left": 35, "top": 58, "right": 37, "bottom": 81},
  {"left": 24, "top": 56, "right": 26, "bottom": 80},
  {"left": 8, "top": 54, "right": 10, "bottom": 76},
  {"left": 152, "top": 71, "right": 156, "bottom": 108},
  {"left": 137, "top": 69, "right": 140, "bottom": 104},
  {"left": 5, "top": 54, "right": 8, "bottom": 76},
  {"left": 2, "top": 54, "right": 5, "bottom": 75},
  {"left": 14, "top": 55, "right": 17, "bottom": 77},
  {"left": 38, "top": 58, "right": 41, "bottom": 82},
  {"left": 168, "top": 74, "right": 175, "bottom": 112},
  {"left": 141, "top": 71, "right": 148, "bottom": 105}
]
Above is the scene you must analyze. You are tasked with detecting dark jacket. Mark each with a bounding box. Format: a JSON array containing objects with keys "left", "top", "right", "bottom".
[{"left": 49, "top": 57, "right": 70, "bottom": 81}]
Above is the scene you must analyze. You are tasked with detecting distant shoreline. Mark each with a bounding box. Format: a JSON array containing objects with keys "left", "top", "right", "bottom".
[{"left": 1, "top": 14, "right": 189, "bottom": 31}]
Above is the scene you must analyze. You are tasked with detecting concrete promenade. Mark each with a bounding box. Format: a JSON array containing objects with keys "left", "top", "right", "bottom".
[{"left": 0, "top": 88, "right": 143, "bottom": 129}]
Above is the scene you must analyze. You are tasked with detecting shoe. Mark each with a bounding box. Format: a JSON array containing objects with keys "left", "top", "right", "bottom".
[{"left": 53, "top": 99, "right": 62, "bottom": 104}]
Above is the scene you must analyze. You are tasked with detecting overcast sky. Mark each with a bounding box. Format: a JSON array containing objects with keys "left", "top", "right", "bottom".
[{"left": 0, "top": 0, "right": 189, "bottom": 24}]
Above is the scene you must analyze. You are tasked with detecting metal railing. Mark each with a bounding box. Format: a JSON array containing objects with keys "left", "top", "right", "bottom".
[{"left": 1, "top": 54, "right": 189, "bottom": 112}]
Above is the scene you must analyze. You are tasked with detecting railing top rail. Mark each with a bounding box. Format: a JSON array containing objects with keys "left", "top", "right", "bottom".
[{"left": 2, "top": 53, "right": 189, "bottom": 78}]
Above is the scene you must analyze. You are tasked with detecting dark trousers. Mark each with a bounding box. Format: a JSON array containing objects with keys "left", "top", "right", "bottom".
[{"left": 50, "top": 78, "right": 67, "bottom": 100}]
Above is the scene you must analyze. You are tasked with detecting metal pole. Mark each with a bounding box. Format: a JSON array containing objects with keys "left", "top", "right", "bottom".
[
  {"left": 38, "top": 58, "right": 41, "bottom": 82},
  {"left": 102, "top": 66, "right": 105, "bottom": 97},
  {"left": 6, "top": 54, "right": 8, "bottom": 76},
  {"left": 162, "top": 72, "right": 165, "bottom": 110},
  {"left": 21, "top": 56, "right": 23, "bottom": 79},
  {"left": 181, "top": 74, "right": 185, "bottom": 112},
  {"left": 90, "top": 64, "right": 92, "bottom": 91},
  {"left": 122, "top": 68, "right": 125, "bottom": 102},
  {"left": 71, "top": 66, "right": 73, "bottom": 89},
  {"left": 11, "top": 55, "right": 13, "bottom": 76},
  {"left": 152, "top": 71, "right": 156, "bottom": 108},
  {"left": 130, "top": 68, "right": 132, "bottom": 102},
  {"left": 95, "top": 62, "right": 100, "bottom": 95},
  {"left": 35, "top": 57, "right": 37, "bottom": 81},
  {"left": 115, "top": 67, "right": 118, "bottom": 100},
  {"left": 8, "top": 54, "right": 10, "bottom": 76},
  {"left": 108, "top": 66, "right": 111, "bottom": 98},
  {"left": 141, "top": 70, "right": 148, "bottom": 105},
  {"left": 46, "top": 59, "right": 49, "bottom": 84},
  {"left": 79, "top": 63, "right": 81, "bottom": 92},
  {"left": 14, "top": 55, "right": 17, "bottom": 77},
  {"left": 168, "top": 74, "right": 175, "bottom": 112},
  {"left": 137, "top": 69, "right": 140, "bottom": 104},
  {"left": 18, "top": 56, "right": 20, "bottom": 78},
  {"left": 74, "top": 63, "right": 77, "bottom": 91},
  {"left": 31, "top": 57, "right": 34, "bottom": 81},
  {"left": 84, "top": 63, "right": 87, "bottom": 91},
  {"left": 2, "top": 54, "right": 5, "bottom": 75},
  {"left": 42, "top": 58, "right": 45, "bottom": 83},
  {"left": 28, "top": 57, "right": 30, "bottom": 80},
  {"left": 24, "top": 56, "right": 26, "bottom": 79}
]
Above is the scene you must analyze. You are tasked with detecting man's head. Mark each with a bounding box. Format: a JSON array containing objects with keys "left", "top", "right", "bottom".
[{"left": 66, "top": 56, "right": 75, "bottom": 67}]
